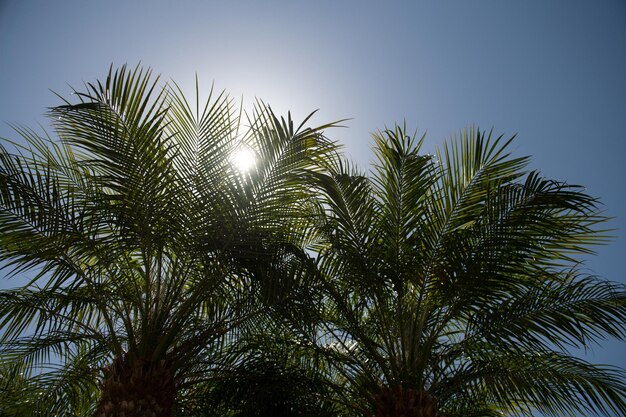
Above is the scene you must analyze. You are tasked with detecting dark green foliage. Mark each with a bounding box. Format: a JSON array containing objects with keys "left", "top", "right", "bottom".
[
  {"left": 0, "top": 65, "right": 340, "bottom": 416},
  {"left": 306, "top": 125, "right": 626, "bottom": 416},
  {"left": 183, "top": 335, "right": 341, "bottom": 417},
  {"left": 0, "top": 67, "right": 624, "bottom": 416}
]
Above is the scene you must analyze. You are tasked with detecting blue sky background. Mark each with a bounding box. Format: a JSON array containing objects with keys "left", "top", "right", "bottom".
[{"left": 1, "top": 0, "right": 625, "bottom": 413}]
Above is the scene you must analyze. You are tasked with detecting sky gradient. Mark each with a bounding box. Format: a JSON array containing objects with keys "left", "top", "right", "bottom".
[{"left": 1, "top": 0, "right": 626, "bottom": 413}]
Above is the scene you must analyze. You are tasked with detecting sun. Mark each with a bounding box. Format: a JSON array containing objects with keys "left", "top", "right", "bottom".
[{"left": 230, "top": 146, "right": 256, "bottom": 173}]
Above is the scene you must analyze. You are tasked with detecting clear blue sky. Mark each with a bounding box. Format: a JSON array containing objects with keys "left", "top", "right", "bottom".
[{"left": 1, "top": 0, "right": 625, "bottom": 412}]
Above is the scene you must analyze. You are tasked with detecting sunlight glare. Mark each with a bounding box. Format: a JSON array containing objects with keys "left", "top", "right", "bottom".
[{"left": 231, "top": 146, "right": 256, "bottom": 173}]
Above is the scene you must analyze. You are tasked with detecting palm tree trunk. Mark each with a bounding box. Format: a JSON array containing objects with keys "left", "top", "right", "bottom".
[
  {"left": 93, "top": 355, "right": 176, "bottom": 417},
  {"left": 372, "top": 387, "right": 437, "bottom": 417}
]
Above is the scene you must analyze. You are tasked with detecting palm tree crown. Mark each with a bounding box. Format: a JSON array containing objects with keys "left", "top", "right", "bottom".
[
  {"left": 307, "top": 125, "right": 626, "bottom": 417},
  {"left": 0, "top": 65, "right": 339, "bottom": 416}
]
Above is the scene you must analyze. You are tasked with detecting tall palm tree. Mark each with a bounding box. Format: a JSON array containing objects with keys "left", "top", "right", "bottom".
[
  {"left": 0, "top": 65, "right": 339, "bottom": 416},
  {"left": 307, "top": 125, "right": 626, "bottom": 416}
]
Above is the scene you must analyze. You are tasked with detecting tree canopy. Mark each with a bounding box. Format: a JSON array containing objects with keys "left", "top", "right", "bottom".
[{"left": 0, "top": 66, "right": 625, "bottom": 417}]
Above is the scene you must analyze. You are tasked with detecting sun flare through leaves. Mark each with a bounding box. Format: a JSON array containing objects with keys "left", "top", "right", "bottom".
[{"left": 230, "top": 145, "right": 256, "bottom": 173}]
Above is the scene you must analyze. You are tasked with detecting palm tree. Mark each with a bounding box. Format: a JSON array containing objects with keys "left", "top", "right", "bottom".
[
  {"left": 306, "top": 125, "right": 626, "bottom": 417},
  {"left": 0, "top": 65, "right": 339, "bottom": 416}
]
